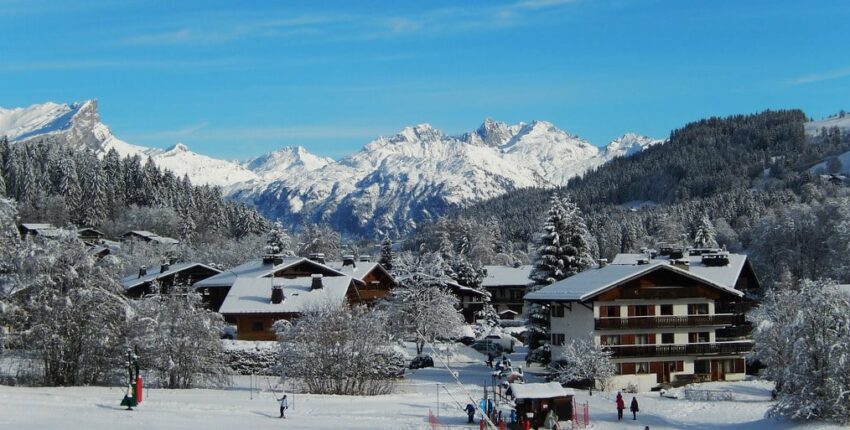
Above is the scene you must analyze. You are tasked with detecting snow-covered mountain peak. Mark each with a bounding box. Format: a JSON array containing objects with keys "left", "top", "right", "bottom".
[
  {"left": 603, "top": 133, "right": 665, "bottom": 158},
  {"left": 245, "top": 145, "right": 334, "bottom": 181},
  {"left": 165, "top": 142, "right": 190, "bottom": 153}
]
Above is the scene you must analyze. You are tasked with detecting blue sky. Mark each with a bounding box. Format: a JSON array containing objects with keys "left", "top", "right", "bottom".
[{"left": 1, "top": 0, "right": 848, "bottom": 160}]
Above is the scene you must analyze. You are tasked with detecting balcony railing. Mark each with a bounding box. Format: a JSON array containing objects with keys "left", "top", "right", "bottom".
[
  {"left": 607, "top": 341, "right": 753, "bottom": 358},
  {"left": 595, "top": 314, "right": 745, "bottom": 330}
]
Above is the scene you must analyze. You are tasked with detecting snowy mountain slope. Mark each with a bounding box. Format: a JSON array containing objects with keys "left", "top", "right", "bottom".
[
  {"left": 245, "top": 146, "right": 333, "bottom": 181},
  {"left": 805, "top": 113, "right": 850, "bottom": 136},
  {"left": 232, "top": 121, "right": 662, "bottom": 236},
  {"left": 150, "top": 143, "right": 260, "bottom": 188},
  {"left": 0, "top": 100, "right": 151, "bottom": 158},
  {"left": 0, "top": 100, "right": 663, "bottom": 236},
  {"left": 603, "top": 133, "right": 665, "bottom": 158}
]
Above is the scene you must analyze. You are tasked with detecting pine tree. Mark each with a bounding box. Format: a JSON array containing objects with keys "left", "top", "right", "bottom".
[
  {"left": 692, "top": 215, "right": 718, "bottom": 248},
  {"left": 379, "top": 235, "right": 394, "bottom": 272},
  {"left": 267, "top": 221, "right": 293, "bottom": 256}
]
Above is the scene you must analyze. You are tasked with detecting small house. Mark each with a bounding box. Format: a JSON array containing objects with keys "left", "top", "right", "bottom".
[
  {"left": 18, "top": 223, "right": 61, "bottom": 240},
  {"left": 482, "top": 265, "right": 533, "bottom": 317},
  {"left": 328, "top": 255, "right": 398, "bottom": 304},
  {"left": 510, "top": 382, "right": 575, "bottom": 428},
  {"left": 120, "top": 230, "right": 180, "bottom": 246},
  {"left": 77, "top": 227, "right": 105, "bottom": 245}
]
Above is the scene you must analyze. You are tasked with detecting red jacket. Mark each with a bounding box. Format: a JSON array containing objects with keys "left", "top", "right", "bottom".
[{"left": 616, "top": 396, "right": 625, "bottom": 409}]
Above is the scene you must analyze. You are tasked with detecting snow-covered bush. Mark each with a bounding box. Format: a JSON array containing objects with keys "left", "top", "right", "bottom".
[
  {"left": 384, "top": 273, "right": 464, "bottom": 356},
  {"left": 749, "top": 279, "right": 850, "bottom": 423},
  {"left": 129, "top": 286, "right": 231, "bottom": 388},
  {"left": 224, "top": 343, "right": 280, "bottom": 376},
  {"left": 275, "top": 302, "right": 398, "bottom": 395},
  {"left": 549, "top": 338, "right": 615, "bottom": 395}
]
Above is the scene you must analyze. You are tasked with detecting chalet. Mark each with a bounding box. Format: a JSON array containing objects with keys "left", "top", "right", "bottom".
[
  {"left": 511, "top": 382, "right": 575, "bottom": 429},
  {"left": 396, "top": 273, "right": 487, "bottom": 323},
  {"left": 120, "top": 230, "right": 180, "bottom": 246},
  {"left": 525, "top": 251, "right": 759, "bottom": 392},
  {"left": 193, "top": 255, "right": 347, "bottom": 312},
  {"left": 328, "top": 255, "right": 398, "bottom": 304},
  {"left": 77, "top": 227, "right": 105, "bottom": 245},
  {"left": 121, "top": 261, "right": 222, "bottom": 298},
  {"left": 219, "top": 274, "right": 356, "bottom": 341},
  {"left": 18, "top": 223, "right": 61, "bottom": 239},
  {"left": 482, "top": 265, "right": 533, "bottom": 317}
]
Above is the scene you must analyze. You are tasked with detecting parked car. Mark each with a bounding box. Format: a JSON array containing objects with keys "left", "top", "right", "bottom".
[
  {"left": 471, "top": 340, "right": 504, "bottom": 356},
  {"left": 485, "top": 334, "right": 516, "bottom": 353},
  {"left": 409, "top": 355, "right": 434, "bottom": 369},
  {"left": 456, "top": 336, "right": 476, "bottom": 346}
]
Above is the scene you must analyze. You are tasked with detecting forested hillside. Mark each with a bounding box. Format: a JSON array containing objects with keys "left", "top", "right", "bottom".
[
  {"left": 0, "top": 136, "right": 268, "bottom": 242},
  {"left": 410, "top": 110, "right": 850, "bottom": 287}
]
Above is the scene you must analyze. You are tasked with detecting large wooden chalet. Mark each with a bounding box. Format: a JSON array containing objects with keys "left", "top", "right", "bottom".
[
  {"left": 525, "top": 249, "right": 759, "bottom": 392},
  {"left": 328, "top": 255, "right": 398, "bottom": 304}
]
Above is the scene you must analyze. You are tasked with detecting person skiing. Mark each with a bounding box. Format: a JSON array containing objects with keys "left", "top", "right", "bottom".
[
  {"left": 277, "top": 394, "right": 288, "bottom": 418},
  {"left": 615, "top": 392, "right": 625, "bottom": 420},
  {"left": 630, "top": 396, "right": 640, "bottom": 420},
  {"left": 465, "top": 403, "right": 476, "bottom": 423}
]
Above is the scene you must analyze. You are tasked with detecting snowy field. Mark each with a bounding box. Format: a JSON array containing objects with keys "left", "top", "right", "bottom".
[{"left": 0, "top": 346, "right": 843, "bottom": 430}]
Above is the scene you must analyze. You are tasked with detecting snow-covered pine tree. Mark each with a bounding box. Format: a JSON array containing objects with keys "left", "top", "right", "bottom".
[
  {"left": 379, "top": 235, "right": 394, "bottom": 272},
  {"left": 750, "top": 279, "right": 850, "bottom": 423},
  {"left": 550, "top": 338, "right": 615, "bottom": 395},
  {"left": 267, "top": 221, "right": 294, "bottom": 256},
  {"left": 692, "top": 215, "right": 718, "bottom": 248},
  {"left": 526, "top": 193, "right": 595, "bottom": 349}
]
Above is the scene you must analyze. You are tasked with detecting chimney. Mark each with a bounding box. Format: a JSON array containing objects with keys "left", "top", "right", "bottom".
[
  {"left": 359, "top": 255, "right": 371, "bottom": 262},
  {"left": 637, "top": 258, "right": 650, "bottom": 265},
  {"left": 342, "top": 254, "right": 356, "bottom": 267},
  {"left": 138, "top": 265, "right": 147, "bottom": 278},
  {"left": 597, "top": 258, "right": 608, "bottom": 268},
  {"left": 262, "top": 254, "right": 284, "bottom": 265},
  {"left": 308, "top": 253, "right": 326, "bottom": 264},
  {"left": 670, "top": 259, "right": 690, "bottom": 270},
  {"left": 311, "top": 274, "right": 324, "bottom": 289},
  {"left": 271, "top": 285, "right": 284, "bottom": 304},
  {"left": 160, "top": 263, "right": 170, "bottom": 273}
]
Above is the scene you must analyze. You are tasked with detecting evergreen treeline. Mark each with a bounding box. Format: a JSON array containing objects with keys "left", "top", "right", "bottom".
[{"left": 0, "top": 136, "right": 267, "bottom": 241}]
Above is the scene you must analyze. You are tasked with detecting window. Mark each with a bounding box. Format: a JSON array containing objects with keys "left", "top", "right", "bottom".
[
  {"left": 660, "top": 304, "right": 673, "bottom": 316},
  {"left": 601, "top": 335, "right": 621, "bottom": 346},
  {"left": 600, "top": 305, "right": 620, "bottom": 318},
  {"left": 688, "top": 303, "right": 709, "bottom": 315},
  {"left": 636, "top": 362, "right": 650, "bottom": 374},
  {"left": 251, "top": 321, "right": 264, "bottom": 332},
  {"left": 630, "top": 305, "right": 651, "bottom": 317},
  {"left": 688, "top": 332, "right": 710, "bottom": 343},
  {"left": 634, "top": 334, "right": 651, "bottom": 345},
  {"left": 551, "top": 305, "right": 565, "bottom": 318},
  {"left": 661, "top": 333, "right": 674, "bottom": 344},
  {"left": 551, "top": 333, "right": 565, "bottom": 346},
  {"left": 694, "top": 360, "right": 710, "bottom": 374}
]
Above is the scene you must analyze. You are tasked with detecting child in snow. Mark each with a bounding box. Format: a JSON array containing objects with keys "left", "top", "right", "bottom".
[
  {"left": 277, "top": 394, "right": 288, "bottom": 418},
  {"left": 615, "top": 392, "right": 625, "bottom": 420},
  {"left": 465, "top": 403, "right": 476, "bottom": 423},
  {"left": 630, "top": 396, "right": 640, "bottom": 420}
]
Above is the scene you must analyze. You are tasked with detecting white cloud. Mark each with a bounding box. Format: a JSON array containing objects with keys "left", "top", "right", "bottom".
[{"left": 790, "top": 66, "right": 850, "bottom": 85}]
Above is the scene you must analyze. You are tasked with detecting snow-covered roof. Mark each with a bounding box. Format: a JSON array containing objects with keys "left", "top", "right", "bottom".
[
  {"left": 510, "top": 382, "right": 575, "bottom": 399},
  {"left": 482, "top": 265, "right": 533, "bottom": 288},
  {"left": 121, "top": 230, "right": 179, "bottom": 245},
  {"left": 193, "top": 257, "right": 345, "bottom": 288},
  {"left": 838, "top": 284, "right": 850, "bottom": 296},
  {"left": 20, "top": 223, "right": 55, "bottom": 230},
  {"left": 396, "top": 273, "right": 487, "bottom": 297},
  {"left": 121, "top": 262, "right": 221, "bottom": 290},
  {"left": 77, "top": 227, "right": 104, "bottom": 235},
  {"left": 219, "top": 275, "right": 354, "bottom": 315},
  {"left": 526, "top": 253, "right": 747, "bottom": 302},
  {"left": 327, "top": 261, "right": 381, "bottom": 281},
  {"left": 19, "top": 223, "right": 62, "bottom": 237}
]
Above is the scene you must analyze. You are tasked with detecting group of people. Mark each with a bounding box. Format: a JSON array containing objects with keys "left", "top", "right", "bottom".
[
  {"left": 486, "top": 353, "right": 512, "bottom": 370},
  {"left": 615, "top": 392, "right": 640, "bottom": 421}
]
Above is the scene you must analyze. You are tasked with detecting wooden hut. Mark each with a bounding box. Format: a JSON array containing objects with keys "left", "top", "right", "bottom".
[{"left": 510, "top": 382, "right": 575, "bottom": 429}]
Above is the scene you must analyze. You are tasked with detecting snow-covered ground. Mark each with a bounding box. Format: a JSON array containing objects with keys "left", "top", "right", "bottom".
[{"left": 0, "top": 345, "right": 843, "bottom": 429}]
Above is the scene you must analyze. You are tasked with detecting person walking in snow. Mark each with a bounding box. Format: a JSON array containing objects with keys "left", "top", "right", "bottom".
[
  {"left": 465, "top": 403, "right": 476, "bottom": 423},
  {"left": 630, "top": 396, "right": 640, "bottom": 420},
  {"left": 615, "top": 392, "right": 625, "bottom": 420},
  {"left": 277, "top": 394, "right": 288, "bottom": 418}
]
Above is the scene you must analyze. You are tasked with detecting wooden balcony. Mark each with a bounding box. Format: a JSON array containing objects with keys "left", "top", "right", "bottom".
[
  {"left": 608, "top": 341, "right": 752, "bottom": 358},
  {"left": 595, "top": 314, "right": 745, "bottom": 330}
]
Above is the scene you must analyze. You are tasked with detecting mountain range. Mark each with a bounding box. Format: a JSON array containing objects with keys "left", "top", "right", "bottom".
[{"left": 0, "top": 100, "right": 669, "bottom": 236}]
